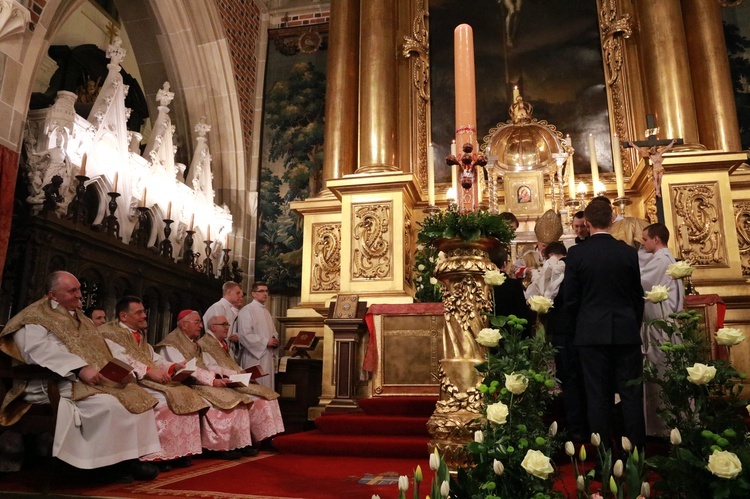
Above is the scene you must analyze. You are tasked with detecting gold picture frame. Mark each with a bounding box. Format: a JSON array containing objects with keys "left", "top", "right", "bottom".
[{"left": 504, "top": 171, "right": 545, "bottom": 216}]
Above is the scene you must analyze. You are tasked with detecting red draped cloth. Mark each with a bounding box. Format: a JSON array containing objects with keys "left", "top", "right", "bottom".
[
  {"left": 363, "top": 303, "right": 444, "bottom": 372},
  {"left": 0, "top": 145, "right": 20, "bottom": 282},
  {"left": 685, "top": 294, "right": 727, "bottom": 360}
]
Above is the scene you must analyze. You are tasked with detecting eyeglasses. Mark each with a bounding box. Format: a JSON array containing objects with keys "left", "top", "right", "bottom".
[
  {"left": 253, "top": 289, "right": 269, "bottom": 294},
  {"left": 187, "top": 319, "right": 202, "bottom": 324},
  {"left": 216, "top": 322, "right": 230, "bottom": 327}
]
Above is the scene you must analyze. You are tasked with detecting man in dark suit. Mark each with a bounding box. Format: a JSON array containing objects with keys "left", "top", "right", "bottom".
[{"left": 563, "top": 201, "right": 645, "bottom": 451}]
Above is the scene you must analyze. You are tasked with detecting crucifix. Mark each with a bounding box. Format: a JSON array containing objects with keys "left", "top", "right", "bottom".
[
  {"left": 105, "top": 21, "right": 119, "bottom": 45},
  {"left": 622, "top": 114, "right": 683, "bottom": 223}
]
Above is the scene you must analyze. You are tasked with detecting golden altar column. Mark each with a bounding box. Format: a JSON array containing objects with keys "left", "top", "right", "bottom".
[
  {"left": 357, "top": 0, "right": 399, "bottom": 173},
  {"left": 681, "top": 0, "right": 742, "bottom": 152},
  {"left": 322, "top": 0, "right": 360, "bottom": 181},
  {"left": 633, "top": 0, "right": 700, "bottom": 148}
]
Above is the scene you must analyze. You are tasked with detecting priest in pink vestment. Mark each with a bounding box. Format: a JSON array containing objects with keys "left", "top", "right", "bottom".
[
  {"left": 201, "top": 315, "right": 285, "bottom": 444},
  {"left": 101, "top": 296, "right": 209, "bottom": 468},
  {"left": 155, "top": 310, "right": 255, "bottom": 460}
]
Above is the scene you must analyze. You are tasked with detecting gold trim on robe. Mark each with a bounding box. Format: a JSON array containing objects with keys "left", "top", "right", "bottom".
[
  {"left": 156, "top": 329, "right": 253, "bottom": 410},
  {"left": 197, "top": 333, "right": 280, "bottom": 401},
  {"left": 99, "top": 322, "right": 210, "bottom": 415},
  {"left": 0, "top": 298, "right": 157, "bottom": 425}
]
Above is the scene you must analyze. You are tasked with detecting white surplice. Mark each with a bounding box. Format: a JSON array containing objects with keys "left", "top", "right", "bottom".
[
  {"left": 236, "top": 300, "right": 277, "bottom": 389},
  {"left": 15, "top": 324, "right": 160, "bottom": 469},
  {"left": 640, "top": 246, "right": 684, "bottom": 436}
]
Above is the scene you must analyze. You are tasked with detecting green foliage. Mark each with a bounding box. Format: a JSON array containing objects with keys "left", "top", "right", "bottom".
[
  {"left": 643, "top": 310, "right": 750, "bottom": 498},
  {"left": 412, "top": 244, "right": 442, "bottom": 303},
  {"left": 417, "top": 205, "right": 515, "bottom": 246},
  {"left": 264, "top": 61, "right": 326, "bottom": 200},
  {"left": 458, "top": 312, "right": 564, "bottom": 499}
]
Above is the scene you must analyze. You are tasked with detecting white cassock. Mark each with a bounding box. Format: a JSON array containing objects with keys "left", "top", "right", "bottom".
[
  {"left": 203, "top": 297, "right": 240, "bottom": 361},
  {"left": 105, "top": 324, "right": 202, "bottom": 461},
  {"left": 201, "top": 331, "right": 285, "bottom": 441},
  {"left": 640, "top": 246, "right": 684, "bottom": 436},
  {"left": 156, "top": 344, "right": 253, "bottom": 452},
  {"left": 15, "top": 325, "right": 160, "bottom": 469},
  {"left": 236, "top": 300, "right": 278, "bottom": 389}
]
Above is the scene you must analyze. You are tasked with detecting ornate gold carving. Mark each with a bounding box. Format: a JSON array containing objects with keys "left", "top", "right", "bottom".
[
  {"left": 311, "top": 223, "right": 341, "bottom": 292},
  {"left": 733, "top": 200, "right": 750, "bottom": 276},
  {"left": 352, "top": 203, "right": 392, "bottom": 279},
  {"left": 402, "top": 3, "right": 430, "bottom": 194},
  {"left": 644, "top": 193, "right": 658, "bottom": 224},
  {"left": 599, "top": 0, "right": 634, "bottom": 175},
  {"left": 671, "top": 183, "right": 727, "bottom": 266},
  {"left": 404, "top": 212, "right": 412, "bottom": 287},
  {"left": 434, "top": 239, "right": 497, "bottom": 360}
]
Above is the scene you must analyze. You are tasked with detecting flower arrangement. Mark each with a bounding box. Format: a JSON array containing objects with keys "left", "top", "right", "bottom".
[
  {"left": 413, "top": 243, "right": 443, "bottom": 303},
  {"left": 417, "top": 205, "right": 515, "bottom": 246},
  {"left": 565, "top": 434, "right": 650, "bottom": 499},
  {"left": 643, "top": 308, "right": 750, "bottom": 498},
  {"left": 452, "top": 270, "right": 563, "bottom": 499},
  {"left": 371, "top": 449, "right": 451, "bottom": 499}
]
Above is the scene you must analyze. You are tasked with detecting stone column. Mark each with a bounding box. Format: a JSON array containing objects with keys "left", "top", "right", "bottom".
[
  {"left": 681, "top": 0, "right": 742, "bottom": 151},
  {"left": 357, "top": 0, "right": 399, "bottom": 173},
  {"left": 322, "top": 0, "right": 360, "bottom": 181},
  {"left": 633, "top": 0, "right": 701, "bottom": 147}
]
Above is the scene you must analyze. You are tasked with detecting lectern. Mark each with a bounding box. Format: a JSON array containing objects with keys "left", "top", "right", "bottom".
[{"left": 323, "top": 295, "right": 367, "bottom": 413}]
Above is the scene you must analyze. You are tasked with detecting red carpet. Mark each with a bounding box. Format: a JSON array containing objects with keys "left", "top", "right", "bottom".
[{"left": 273, "top": 397, "right": 435, "bottom": 458}]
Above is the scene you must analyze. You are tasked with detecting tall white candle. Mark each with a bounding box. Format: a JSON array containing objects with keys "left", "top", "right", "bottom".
[
  {"left": 588, "top": 133, "right": 600, "bottom": 188},
  {"left": 512, "top": 85, "right": 520, "bottom": 100},
  {"left": 612, "top": 134, "right": 625, "bottom": 198},
  {"left": 112, "top": 172, "right": 118, "bottom": 192},
  {"left": 80, "top": 154, "right": 87, "bottom": 177},
  {"left": 566, "top": 135, "right": 575, "bottom": 199},
  {"left": 450, "top": 140, "right": 456, "bottom": 157},
  {"left": 427, "top": 144, "right": 436, "bottom": 206}
]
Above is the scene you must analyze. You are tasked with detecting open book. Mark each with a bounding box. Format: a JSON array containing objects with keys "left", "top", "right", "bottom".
[
  {"left": 171, "top": 358, "right": 197, "bottom": 383},
  {"left": 99, "top": 358, "right": 134, "bottom": 383},
  {"left": 225, "top": 372, "right": 253, "bottom": 387}
]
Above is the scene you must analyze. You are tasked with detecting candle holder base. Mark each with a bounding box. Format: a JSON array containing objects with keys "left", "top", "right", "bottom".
[
  {"left": 160, "top": 219, "right": 174, "bottom": 260},
  {"left": 565, "top": 198, "right": 583, "bottom": 211},
  {"left": 66, "top": 175, "right": 90, "bottom": 225},
  {"left": 614, "top": 196, "right": 632, "bottom": 217},
  {"left": 104, "top": 192, "right": 121, "bottom": 240},
  {"left": 423, "top": 205, "right": 441, "bottom": 216}
]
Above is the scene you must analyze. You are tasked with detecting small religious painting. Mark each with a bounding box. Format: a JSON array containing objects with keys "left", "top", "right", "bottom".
[{"left": 504, "top": 171, "right": 544, "bottom": 216}]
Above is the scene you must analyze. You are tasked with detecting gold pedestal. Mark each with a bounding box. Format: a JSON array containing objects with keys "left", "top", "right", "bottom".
[
  {"left": 427, "top": 358, "right": 484, "bottom": 469},
  {"left": 427, "top": 237, "right": 498, "bottom": 470}
]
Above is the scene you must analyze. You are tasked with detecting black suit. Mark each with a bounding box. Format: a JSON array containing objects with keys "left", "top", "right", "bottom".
[{"left": 563, "top": 232, "right": 645, "bottom": 450}]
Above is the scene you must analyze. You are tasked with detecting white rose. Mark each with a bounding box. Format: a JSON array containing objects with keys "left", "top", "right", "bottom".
[
  {"left": 429, "top": 277, "right": 438, "bottom": 285},
  {"left": 686, "top": 362, "right": 716, "bottom": 385},
  {"left": 417, "top": 244, "right": 425, "bottom": 252},
  {"left": 486, "top": 401, "right": 509, "bottom": 425},
  {"left": 521, "top": 449, "right": 554, "bottom": 479},
  {"left": 644, "top": 285, "right": 670, "bottom": 303},
  {"left": 505, "top": 372, "right": 529, "bottom": 395},
  {"left": 666, "top": 260, "right": 694, "bottom": 279},
  {"left": 437, "top": 251, "right": 446, "bottom": 262},
  {"left": 416, "top": 276, "right": 422, "bottom": 282},
  {"left": 476, "top": 328, "right": 502, "bottom": 347},
  {"left": 418, "top": 264, "right": 425, "bottom": 271},
  {"left": 527, "top": 295, "right": 554, "bottom": 314},
  {"left": 716, "top": 327, "right": 745, "bottom": 346},
  {"left": 707, "top": 450, "right": 742, "bottom": 479},
  {"left": 493, "top": 459, "right": 504, "bottom": 475},
  {"left": 670, "top": 428, "right": 682, "bottom": 446},
  {"left": 474, "top": 430, "right": 484, "bottom": 444},
  {"left": 483, "top": 269, "right": 506, "bottom": 287}
]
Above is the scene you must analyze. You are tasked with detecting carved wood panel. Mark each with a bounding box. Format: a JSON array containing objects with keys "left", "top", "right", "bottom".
[
  {"left": 311, "top": 222, "right": 341, "bottom": 292},
  {"left": 352, "top": 202, "right": 392, "bottom": 280},
  {"left": 671, "top": 182, "right": 728, "bottom": 267}
]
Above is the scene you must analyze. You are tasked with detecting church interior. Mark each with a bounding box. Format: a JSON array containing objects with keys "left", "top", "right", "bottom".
[{"left": 1, "top": 0, "right": 750, "bottom": 497}]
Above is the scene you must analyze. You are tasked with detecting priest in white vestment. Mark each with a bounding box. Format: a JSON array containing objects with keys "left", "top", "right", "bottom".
[
  {"left": 0, "top": 272, "right": 160, "bottom": 478},
  {"left": 640, "top": 223, "right": 684, "bottom": 436},
  {"left": 155, "top": 310, "right": 255, "bottom": 459},
  {"left": 203, "top": 281, "right": 244, "bottom": 360},
  {"left": 201, "top": 315, "right": 285, "bottom": 443},
  {"left": 101, "top": 296, "right": 209, "bottom": 467},
  {"left": 236, "top": 281, "right": 278, "bottom": 389}
]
